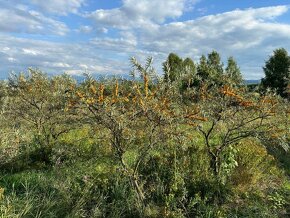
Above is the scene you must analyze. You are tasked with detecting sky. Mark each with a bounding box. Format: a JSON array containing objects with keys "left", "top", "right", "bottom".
[{"left": 0, "top": 0, "right": 290, "bottom": 79}]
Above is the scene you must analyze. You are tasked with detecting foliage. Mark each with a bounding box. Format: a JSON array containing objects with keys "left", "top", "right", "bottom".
[
  {"left": 4, "top": 69, "right": 79, "bottom": 166},
  {"left": 0, "top": 53, "right": 289, "bottom": 217},
  {"left": 261, "top": 48, "right": 290, "bottom": 98},
  {"left": 163, "top": 53, "right": 184, "bottom": 82}
]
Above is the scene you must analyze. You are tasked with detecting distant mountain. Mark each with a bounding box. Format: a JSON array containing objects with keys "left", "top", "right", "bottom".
[
  {"left": 244, "top": 80, "right": 260, "bottom": 85},
  {"left": 71, "top": 74, "right": 133, "bottom": 83}
]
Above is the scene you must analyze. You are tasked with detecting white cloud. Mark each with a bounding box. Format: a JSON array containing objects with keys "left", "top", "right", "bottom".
[
  {"left": 87, "top": 0, "right": 198, "bottom": 29},
  {"left": 22, "top": 48, "right": 42, "bottom": 56},
  {"left": 90, "top": 36, "right": 137, "bottom": 52},
  {"left": 0, "top": 34, "right": 129, "bottom": 77},
  {"left": 0, "top": 6, "right": 69, "bottom": 35},
  {"left": 77, "top": 25, "right": 93, "bottom": 34},
  {"left": 122, "top": 0, "right": 187, "bottom": 22},
  {"left": 139, "top": 6, "right": 290, "bottom": 52},
  {"left": 98, "top": 27, "right": 108, "bottom": 34},
  {"left": 85, "top": 3, "right": 290, "bottom": 79},
  {"left": 7, "top": 57, "right": 17, "bottom": 63},
  {"left": 134, "top": 6, "right": 290, "bottom": 79},
  {"left": 1, "top": 3, "right": 290, "bottom": 80},
  {"left": 30, "top": 0, "right": 85, "bottom": 15}
]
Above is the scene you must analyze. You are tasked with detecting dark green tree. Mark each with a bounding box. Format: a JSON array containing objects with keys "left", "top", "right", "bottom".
[
  {"left": 183, "top": 57, "right": 196, "bottom": 74},
  {"left": 197, "top": 55, "right": 210, "bottom": 81},
  {"left": 261, "top": 48, "right": 290, "bottom": 97},
  {"left": 163, "top": 53, "right": 183, "bottom": 82},
  {"left": 197, "top": 51, "right": 224, "bottom": 86},
  {"left": 225, "top": 56, "right": 243, "bottom": 86},
  {"left": 207, "top": 50, "right": 224, "bottom": 76},
  {"left": 180, "top": 57, "right": 198, "bottom": 89}
]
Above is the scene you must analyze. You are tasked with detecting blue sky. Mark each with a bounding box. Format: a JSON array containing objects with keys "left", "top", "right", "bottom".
[{"left": 1, "top": 0, "right": 290, "bottom": 79}]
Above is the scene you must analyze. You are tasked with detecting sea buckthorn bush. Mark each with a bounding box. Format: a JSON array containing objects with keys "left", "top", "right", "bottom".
[{"left": 0, "top": 56, "right": 288, "bottom": 217}]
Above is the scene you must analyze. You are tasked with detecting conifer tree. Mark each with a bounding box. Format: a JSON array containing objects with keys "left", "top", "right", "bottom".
[
  {"left": 261, "top": 48, "right": 290, "bottom": 97},
  {"left": 225, "top": 56, "right": 243, "bottom": 86}
]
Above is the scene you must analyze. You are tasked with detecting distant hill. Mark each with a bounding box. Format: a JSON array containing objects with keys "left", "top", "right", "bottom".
[
  {"left": 71, "top": 74, "right": 133, "bottom": 83},
  {"left": 244, "top": 80, "right": 260, "bottom": 85}
]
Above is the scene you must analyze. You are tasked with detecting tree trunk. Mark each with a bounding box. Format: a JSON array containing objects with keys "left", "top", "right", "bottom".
[{"left": 209, "top": 152, "right": 220, "bottom": 177}]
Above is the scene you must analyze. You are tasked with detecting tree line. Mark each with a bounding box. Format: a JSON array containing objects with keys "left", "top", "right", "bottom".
[{"left": 162, "top": 48, "right": 290, "bottom": 99}]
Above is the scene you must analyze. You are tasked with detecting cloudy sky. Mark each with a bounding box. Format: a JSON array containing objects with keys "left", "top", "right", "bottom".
[{"left": 0, "top": 0, "right": 290, "bottom": 79}]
